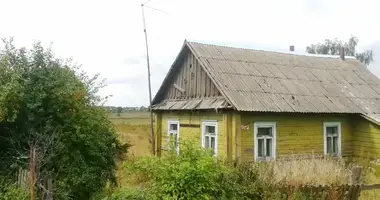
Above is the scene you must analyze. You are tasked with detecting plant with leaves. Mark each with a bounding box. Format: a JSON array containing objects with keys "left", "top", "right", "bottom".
[
  {"left": 306, "top": 36, "right": 373, "bottom": 66},
  {"left": 0, "top": 38, "right": 129, "bottom": 199},
  {"left": 125, "top": 140, "right": 268, "bottom": 200}
]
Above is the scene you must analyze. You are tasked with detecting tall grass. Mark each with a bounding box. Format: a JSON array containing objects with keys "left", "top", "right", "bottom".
[
  {"left": 271, "top": 156, "right": 354, "bottom": 186},
  {"left": 114, "top": 141, "right": 379, "bottom": 199}
]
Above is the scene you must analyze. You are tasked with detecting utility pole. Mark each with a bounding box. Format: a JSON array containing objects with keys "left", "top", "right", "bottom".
[{"left": 141, "top": 2, "right": 155, "bottom": 155}]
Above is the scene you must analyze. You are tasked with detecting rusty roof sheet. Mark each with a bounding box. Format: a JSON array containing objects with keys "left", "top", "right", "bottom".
[{"left": 186, "top": 41, "right": 380, "bottom": 114}]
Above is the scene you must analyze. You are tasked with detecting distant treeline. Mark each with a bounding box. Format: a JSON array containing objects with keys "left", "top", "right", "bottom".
[{"left": 104, "top": 106, "right": 148, "bottom": 113}]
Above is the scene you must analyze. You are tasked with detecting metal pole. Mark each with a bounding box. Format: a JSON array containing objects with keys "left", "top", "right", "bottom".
[{"left": 141, "top": 4, "right": 155, "bottom": 155}]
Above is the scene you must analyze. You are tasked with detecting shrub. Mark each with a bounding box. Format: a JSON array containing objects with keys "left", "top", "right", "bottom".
[
  {"left": 94, "top": 188, "right": 147, "bottom": 200},
  {"left": 125, "top": 140, "right": 266, "bottom": 200},
  {"left": 123, "top": 144, "right": 364, "bottom": 200},
  {"left": 0, "top": 38, "right": 128, "bottom": 199},
  {"left": 0, "top": 184, "right": 29, "bottom": 200}
]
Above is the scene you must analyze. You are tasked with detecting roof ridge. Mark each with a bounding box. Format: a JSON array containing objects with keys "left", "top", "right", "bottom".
[{"left": 186, "top": 40, "right": 357, "bottom": 60}]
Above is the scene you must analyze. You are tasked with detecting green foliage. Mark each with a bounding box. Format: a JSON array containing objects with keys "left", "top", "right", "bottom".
[
  {"left": 95, "top": 188, "right": 148, "bottom": 200},
  {"left": 306, "top": 35, "right": 373, "bottom": 66},
  {"left": 0, "top": 179, "right": 29, "bottom": 200},
  {"left": 116, "top": 106, "right": 123, "bottom": 116},
  {"left": 0, "top": 38, "right": 128, "bottom": 199},
  {"left": 125, "top": 140, "right": 268, "bottom": 200},
  {"left": 0, "top": 186, "right": 29, "bottom": 200}
]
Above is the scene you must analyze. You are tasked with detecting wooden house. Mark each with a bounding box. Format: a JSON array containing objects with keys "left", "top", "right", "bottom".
[{"left": 151, "top": 41, "right": 380, "bottom": 161}]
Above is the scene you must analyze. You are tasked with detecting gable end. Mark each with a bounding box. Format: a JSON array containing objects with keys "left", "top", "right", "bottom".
[{"left": 152, "top": 43, "right": 230, "bottom": 110}]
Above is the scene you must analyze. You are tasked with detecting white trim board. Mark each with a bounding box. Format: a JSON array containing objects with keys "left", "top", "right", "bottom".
[
  {"left": 167, "top": 120, "right": 180, "bottom": 153},
  {"left": 323, "top": 122, "right": 342, "bottom": 158},
  {"left": 201, "top": 121, "right": 218, "bottom": 156},
  {"left": 254, "top": 122, "right": 277, "bottom": 161}
]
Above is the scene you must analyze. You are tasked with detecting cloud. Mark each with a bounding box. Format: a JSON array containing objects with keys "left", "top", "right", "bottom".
[{"left": 1, "top": 0, "right": 380, "bottom": 106}]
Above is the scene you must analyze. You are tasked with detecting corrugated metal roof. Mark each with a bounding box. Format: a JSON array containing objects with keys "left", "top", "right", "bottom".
[
  {"left": 361, "top": 114, "right": 380, "bottom": 126},
  {"left": 152, "top": 97, "right": 229, "bottom": 110},
  {"left": 185, "top": 41, "right": 380, "bottom": 114}
]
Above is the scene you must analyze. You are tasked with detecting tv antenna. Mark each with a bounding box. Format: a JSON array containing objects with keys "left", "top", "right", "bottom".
[{"left": 141, "top": 0, "right": 167, "bottom": 155}]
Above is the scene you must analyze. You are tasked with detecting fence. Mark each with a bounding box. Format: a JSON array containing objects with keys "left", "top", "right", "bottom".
[
  {"left": 16, "top": 168, "right": 28, "bottom": 190},
  {"left": 278, "top": 184, "right": 380, "bottom": 200},
  {"left": 16, "top": 168, "right": 53, "bottom": 200}
]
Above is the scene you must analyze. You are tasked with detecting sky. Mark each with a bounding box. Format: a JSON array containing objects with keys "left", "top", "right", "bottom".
[{"left": 1, "top": 0, "right": 380, "bottom": 106}]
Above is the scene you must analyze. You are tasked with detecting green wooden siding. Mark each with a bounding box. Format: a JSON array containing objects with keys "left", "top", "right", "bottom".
[
  {"left": 353, "top": 118, "right": 380, "bottom": 159},
  {"left": 155, "top": 111, "right": 380, "bottom": 161},
  {"left": 239, "top": 113, "right": 353, "bottom": 161}
]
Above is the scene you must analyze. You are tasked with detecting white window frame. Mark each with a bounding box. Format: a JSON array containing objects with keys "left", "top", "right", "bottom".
[
  {"left": 323, "top": 122, "right": 341, "bottom": 157},
  {"left": 254, "top": 122, "right": 276, "bottom": 161},
  {"left": 201, "top": 121, "right": 218, "bottom": 156},
  {"left": 168, "top": 120, "right": 180, "bottom": 153}
]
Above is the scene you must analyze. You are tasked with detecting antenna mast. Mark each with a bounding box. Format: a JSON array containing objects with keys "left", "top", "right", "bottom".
[{"left": 141, "top": 2, "right": 155, "bottom": 155}]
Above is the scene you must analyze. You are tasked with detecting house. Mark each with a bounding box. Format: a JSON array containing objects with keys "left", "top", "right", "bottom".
[{"left": 151, "top": 40, "right": 380, "bottom": 162}]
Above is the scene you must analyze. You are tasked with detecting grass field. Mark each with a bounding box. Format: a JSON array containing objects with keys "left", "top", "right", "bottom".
[{"left": 110, "top": 111, "right": 152, "bottom": 158}]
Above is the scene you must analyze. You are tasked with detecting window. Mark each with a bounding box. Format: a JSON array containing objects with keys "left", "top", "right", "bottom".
[
  {"left": 202, "top": 121, "right": 218, "bottom": 156},
  {"left": 324, "top": 122, "right": 341, "bottom": 157},
  {"left": 168, "top": 120, "right": 180, "bottom": 153},
  {"left": 254, "top": 122, "right": 276, "bottom": 161}
]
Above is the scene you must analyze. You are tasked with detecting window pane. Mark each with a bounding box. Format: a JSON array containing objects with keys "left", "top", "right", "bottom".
[
  {"left": 210, "top": 137, "right": 216, "bottom": 151},
  {"left": 205, "top": 136, "right": 209, "bottom": 148},
  {"left": 206, "top": 125, "right": 215, "bottom": 135},
  {"left": 258, "top": 139, "right": 264, "bottom": 157},
  {"left": 333, "top": 136, "right": 338, "bottom": 154},
  {"left": 266, "top": 138, "right": 272, "bottom": 157},
  {"left": 326, "top": 126, "right": 338, "bottom": 135},
  {"left": 327, "top": 137, "right": 332, "bottom": 154},
  {"left": 170, "top": 123, "right": 178, "bottom": 131},
  {"left": 258, "top": 127, "right": 272, "bottom": 137}
]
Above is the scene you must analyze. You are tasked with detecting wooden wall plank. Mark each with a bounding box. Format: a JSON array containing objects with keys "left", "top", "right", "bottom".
[
  {"left": 239, "top": 114, "right": 354, "bottom": 162},
  {"left": 161, "top": 50, "right": 221, "bottom": 101}
]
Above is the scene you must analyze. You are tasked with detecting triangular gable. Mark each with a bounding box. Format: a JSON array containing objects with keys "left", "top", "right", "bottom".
[{"left": 152, "top": 41, "right": 232, "bottom": 110}]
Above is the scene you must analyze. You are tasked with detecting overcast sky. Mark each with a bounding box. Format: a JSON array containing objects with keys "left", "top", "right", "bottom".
[{"left": 1, "top": 0, "right": 380, "bottom": 106}]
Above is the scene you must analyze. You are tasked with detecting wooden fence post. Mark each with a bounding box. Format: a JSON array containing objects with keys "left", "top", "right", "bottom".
[
  {"left": 46, "top": 178, "right": 53, "bottom": 200},
  {"left": 352, "top": 166, "right": 362, "bottom": 185},
  {"left": 29, "top": 142, "right": 36, "bottom": 200}
]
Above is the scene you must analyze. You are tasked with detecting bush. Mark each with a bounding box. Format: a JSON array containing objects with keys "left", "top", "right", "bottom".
[
  {"left": 125, "top": 140, "right": 267, "bottom": 200},
  {"left": 0, "top": 38, "right": 128, "bottom": 199},
  {"left": 0, "top": 184, "right": 29, "bottom": 200},
  {"left": 123, "top": 142, "right": 364, "bottom": 200},
  {"left": 94, "top": 188, "right": 147, "bottom": 200}
]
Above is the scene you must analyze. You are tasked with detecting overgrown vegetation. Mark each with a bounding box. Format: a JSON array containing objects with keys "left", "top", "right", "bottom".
[
  {"left": 101, "top": 140, "right": 375, "bottom": 200},
  {"left": 0, "top": 38, "right": 128, "bottom": 199}
]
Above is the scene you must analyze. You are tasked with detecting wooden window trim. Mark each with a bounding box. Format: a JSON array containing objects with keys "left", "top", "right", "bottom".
[
  {"left": 168, "top": 120, "right": 180, "bottom": 153},
  {"left": 254, "top": 122, "right": 277, "bottom": 161},
  {"left": 201, "top": 120, "right": 218, "bottom": 156},
  {"left": 323, "top": 122, "right": 342, "bottom": 158}
]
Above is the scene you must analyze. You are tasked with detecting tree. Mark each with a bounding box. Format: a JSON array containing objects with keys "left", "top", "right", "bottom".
[
  {"left": 116, "top": 106, "right": 123, "bottom": 116},
  {"left": 0, "top": 38, "right": 128, "bottom": 199},
  {"left": 306, "top": 36, "right": 374, "bottom": 66}
]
